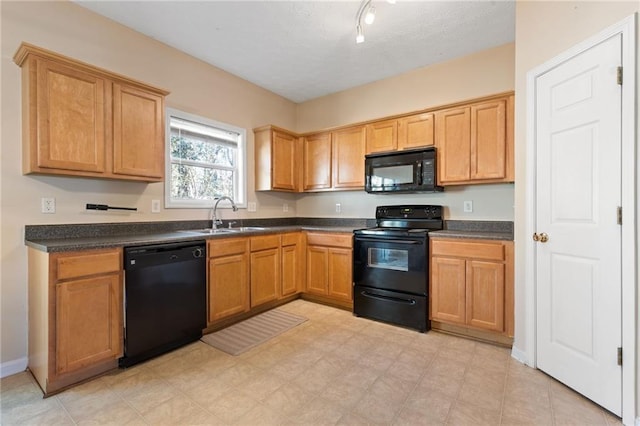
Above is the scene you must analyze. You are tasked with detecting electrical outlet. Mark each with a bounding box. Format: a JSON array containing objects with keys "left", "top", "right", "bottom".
[
  {"left": 463, "top": 200, "right": 473, "bottom": 213},
  {"left": 283, "top": 203, "right": 289, "bottom": 212},
  {"left": 41, "top": 197, "right": 55, "bottom": 214},
  {"left": 248, "top": 202, "right": 257, "bottom": 212},
  {"left": 151, "top": 199, "right": 161, "bottom": 213},
  {"left": 335, "top": 203, "right": 341, "bottom": 213}
]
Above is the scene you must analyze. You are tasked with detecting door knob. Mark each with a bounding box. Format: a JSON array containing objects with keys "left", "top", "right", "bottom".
[{"left": 533, "top": 232, "right": 549, "bottom": 243}]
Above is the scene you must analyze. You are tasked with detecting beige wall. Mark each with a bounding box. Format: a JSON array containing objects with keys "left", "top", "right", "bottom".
[
  {"left": 295, "top": 43, "right": 516, "bottom": 221},
  {"left": 0, "top": 1, "right": 298, "bottom": 368},
  {"left": 512, "top": 0, "right": 638, "bottom": 359}
]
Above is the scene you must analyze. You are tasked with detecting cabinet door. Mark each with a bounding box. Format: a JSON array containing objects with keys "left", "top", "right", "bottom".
[
  {"left": 435, "top": 107, "right": 471, "bottom": 183},
  {"left": 56, "top": 274, "right": 122, "bottom": 375},
  {"left": 272, "top": 131, "right": 298, "bottom": 191},
  {"left": 471, "top": 100, "right": 507, "bottom": 180},
  {"left": 328, "top": 248, "right": 353, "bottom": 301},
  {"left": 112, "top": 83, "right": 164, "bottom": 180},
  {"left": 430, "top": 256, "right": 466, "bottom": 324},
  {"left": 332, "top": 126, "right": 365, "bottom": 189},
  {"left": 306, "top": 246, "right": 328, "bottom": 295},
  {"left": 35, "top": 59, "right": 106, "bottom": 173},
  {"left": 397, "top": 113, "right": 434, "bottom": 150},
  {"left": 250, "top": 248, "right": 280, "bottom": 307},
  {"left": 366, "top": 119, "right": 397, "bottom": 154},
  {"left": 466, "top": 260, "right": 505, "bottom": 332},
  {"left": 281, "top": 241, "right": 301, "bottom": 297},
  {"left": 303, "top": 132, "right": 332, "bottom": 191},
  {"left": 208, "top": 254, "right": 250, "bottom": 323}
]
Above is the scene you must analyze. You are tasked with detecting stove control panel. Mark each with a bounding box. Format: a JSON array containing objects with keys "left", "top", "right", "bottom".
[{"left": 375, "top": 205, "right": 442, "bottom": 220}]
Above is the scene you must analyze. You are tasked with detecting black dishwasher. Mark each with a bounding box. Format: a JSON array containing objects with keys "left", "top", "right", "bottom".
[{"left": 120, "top": 241, "right": 206, "bottom": 367}]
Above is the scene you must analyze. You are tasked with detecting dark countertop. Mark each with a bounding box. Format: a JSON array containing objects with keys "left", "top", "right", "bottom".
[
  {"left": 25, "top": 218, "right": 513, "bottom": 252},
  {"left": 429, "top": 230, "right": 513, "bottom": 241},
  {"left": 25, "top": 225, "right": 364, "bottom": 253},
  {"left": 430, "top": 219, "right": 514, "bottom": 241}
]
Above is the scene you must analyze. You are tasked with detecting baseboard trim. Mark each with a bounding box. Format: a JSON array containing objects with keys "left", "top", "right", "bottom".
[
  {"left": 510, "top": 345, "right": 530, "bottom": 366},
  {"left": 1, "top": 357, "right": 28, "bottom": 378}
]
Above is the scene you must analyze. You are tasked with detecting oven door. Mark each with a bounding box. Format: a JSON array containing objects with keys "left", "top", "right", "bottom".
[{"left": 353, "top": 235, "right": 428, "bottom": 295}]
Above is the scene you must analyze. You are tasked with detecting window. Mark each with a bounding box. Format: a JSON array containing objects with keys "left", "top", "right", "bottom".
[{"left": 165, "top": 109, "right": 246, "bottom": 208}]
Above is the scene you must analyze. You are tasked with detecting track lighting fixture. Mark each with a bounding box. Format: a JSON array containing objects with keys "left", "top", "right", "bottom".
[{"left": 355, "top": 0, "right": 393, "bottom": 44}]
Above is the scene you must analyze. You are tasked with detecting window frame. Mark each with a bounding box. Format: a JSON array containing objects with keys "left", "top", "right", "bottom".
[{"left": 164, "top": 108, "right": 247, "bottom": 209}]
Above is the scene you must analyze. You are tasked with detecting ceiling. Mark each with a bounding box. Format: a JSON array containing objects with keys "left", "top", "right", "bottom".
[{"left": 74, "top": 1, "right": 515, "bottom": 103}]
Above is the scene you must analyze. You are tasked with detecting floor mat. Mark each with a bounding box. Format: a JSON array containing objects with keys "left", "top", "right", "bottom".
[{"left": 200, "top": 308, "right": 307, "bottom": 355}]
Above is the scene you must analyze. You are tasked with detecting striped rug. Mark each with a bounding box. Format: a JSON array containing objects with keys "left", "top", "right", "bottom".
[{"left": 200, "top": 309, "right": 307, "bottom": 356}]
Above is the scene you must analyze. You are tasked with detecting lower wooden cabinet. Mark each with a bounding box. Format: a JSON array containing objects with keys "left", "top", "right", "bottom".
[
  {"left": 430, "top": 238, "right": 514, "bottom": 338},
  {"left": 281, "top": 233, "right": 304, "bottom": 297},
  {"left": 250, "top": 235, "right": 281, "bottom": 307},
  {"left": 207, "top": 238, "right": 250, "bottom": 323},
  {"left": 27, "top": 247, "right": 123, "bottom": 395},
  {"left": 305, "top": 232, "right": 353, "bottom": 306}
]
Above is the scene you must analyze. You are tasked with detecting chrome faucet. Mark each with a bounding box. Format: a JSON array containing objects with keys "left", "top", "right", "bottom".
[{"left": 211, "top": 196, "right": 238, "bottom": 230}]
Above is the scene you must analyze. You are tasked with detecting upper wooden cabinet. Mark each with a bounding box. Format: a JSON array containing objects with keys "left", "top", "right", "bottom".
[
  {"left": 301, "top": 126, "right": 365, "bottom": 192},
  {"left": 255, "top": 91, "right": 514, "bottom": 192},
  {"left": 254, "top": 126, "right": 299, "bottom": 192},
  {"left": 398, "top": 112, "right": 435, "bottom": 150},
  {"left": 366, "top": 119, "right": 397, "bottom": 154},
  {"left": 365, "top": 113, "right": 434, "bottom": 154},
  {"left": 435, "top": 95, "right": 514, "bottom": 185},
  {"left": 332, "top": 126, "right": 366, "bottom": 189},
  {"left": 14, "top": 43, "right": 169, "bottom": 182},
  {"left": 302, "top": 132, "right": 332, "bottom": 191}
]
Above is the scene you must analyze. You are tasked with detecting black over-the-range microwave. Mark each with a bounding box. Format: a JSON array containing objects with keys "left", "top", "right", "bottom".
[{"left": 364, "top": 147, "right": 444, "bottom": 193}]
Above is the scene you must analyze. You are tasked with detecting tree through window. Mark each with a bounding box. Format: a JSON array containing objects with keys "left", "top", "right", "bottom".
[{"left": 166, "top": 109, "right": 246, "bottom": 208}]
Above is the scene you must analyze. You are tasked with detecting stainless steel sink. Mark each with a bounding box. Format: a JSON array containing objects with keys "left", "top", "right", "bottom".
[
  {"left": 179, "top": 226, "right": 267, "bottom": 235},
  {"left": 179, "top": 229, "right": 236, "bottom": 235},
  {"left": 227, "top": 226, "right": 267, "bottom": 232}
]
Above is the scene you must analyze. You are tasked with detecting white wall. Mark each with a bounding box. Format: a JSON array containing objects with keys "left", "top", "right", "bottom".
[{"left": 0, "top": 0, "right": 298, "bottom": 374}]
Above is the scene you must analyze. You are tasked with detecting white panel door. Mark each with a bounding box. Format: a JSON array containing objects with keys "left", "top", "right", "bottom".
[{"left": 535, "top": 34, "right": 622, "bottom": 415}]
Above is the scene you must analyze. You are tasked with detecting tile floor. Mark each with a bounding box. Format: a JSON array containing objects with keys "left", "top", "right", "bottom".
[{"left": 0, "top": 300, "right": 621, "bottom": 425}]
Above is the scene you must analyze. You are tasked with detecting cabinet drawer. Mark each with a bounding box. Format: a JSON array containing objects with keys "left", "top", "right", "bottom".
[
  {"left": 306, "top": 232, "right": 352, "bottom": 248},
  {"left": 281, "top": 233, "right": 299, "bottom": 246},
  {"left": 208, "top": 238, "right": 249, "bottom": 258},
  {"left": 431, "top": 239, "right": 505, "bottom": 261},
  {"left": 54, "top": 249, "right": 121, "bottom": 281},
  {"left": 250, "top": 235, "right": 280, "bottom": 252}
]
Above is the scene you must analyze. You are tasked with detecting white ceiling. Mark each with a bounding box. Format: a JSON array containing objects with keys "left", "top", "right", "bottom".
[{"left": 74, "top": 1, "right": 515, "bottom": 103}]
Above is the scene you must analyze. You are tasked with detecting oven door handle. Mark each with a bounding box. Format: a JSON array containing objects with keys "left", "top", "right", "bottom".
[
  {"left": 354, "top": 238, "right": 422, "bottom": 245},
  {"left": 360, "top": 291, "right": 417, "bottom": 305}
]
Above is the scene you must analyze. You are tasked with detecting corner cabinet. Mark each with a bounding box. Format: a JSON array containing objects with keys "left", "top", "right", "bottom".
[
  {"left": 254, "top": 126, "right": 299, "bottom": 191},
  {"left": 14, "top": 43, "right": 168, "bottom": 182},
  {"left": 435, "top": 94, "right": 514, "bottom": 185},
  {"left": 429, "top": 238, "right": 514, "bottom": 342},
  {"left": 304, "top": 232, "right": 353, "bottom": 308},
  {"left": 28, "top": 247, "right": 123, "bottom": 395}
]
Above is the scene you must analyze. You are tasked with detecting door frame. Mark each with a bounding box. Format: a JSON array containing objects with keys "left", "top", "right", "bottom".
[{"left": 524, "top": 14, "right": 637, "bottom": 424}]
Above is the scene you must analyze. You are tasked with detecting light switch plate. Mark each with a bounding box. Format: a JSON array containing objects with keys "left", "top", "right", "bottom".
[
  {"left": 248, "top": 202, "right": 257, "bottom": 212},
  {"left": 151, "top": 199, "right": 161, "bottom": 213}
]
